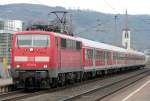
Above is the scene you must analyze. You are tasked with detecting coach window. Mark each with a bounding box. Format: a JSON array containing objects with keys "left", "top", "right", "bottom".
[
  {"left": 102, "top": 51, "right": 105, "bottom": 60},
  {"left": 113, "top": 52, "right": 116, "bottom": 60},
  {"left": 96, "top": 50, "right": 104, "bottom": 60},
  {"left": 86, "top": 49, "right": 93, "bottom": 59},
  {"left": 105, "top": 51, "right": 109, "bottom": 60},
  {"left": 95, "top": 50, "right": 99, "bottom": 60},
  {"left": 118, "top": 53, "right": 121, "bottom": 60},
  {"left": 121, "top": 54, "right": 124, "bottom": 60}
]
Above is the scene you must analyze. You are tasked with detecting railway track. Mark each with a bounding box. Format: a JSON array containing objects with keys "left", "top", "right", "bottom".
[
  {"left": 63, "top": 68, "right": 150, "bottom": 101},
  {"left": 0, "top": 76, "right": 109, "bottom": 101},
  {"left": 0, "top": 68, "right": 149, "bottom": 101},
  {"left": 0, "top": 90, "right": 23, "bottom": 98},
  {"left": 0, "top": 90, "right": 26, "bottom": 101}
]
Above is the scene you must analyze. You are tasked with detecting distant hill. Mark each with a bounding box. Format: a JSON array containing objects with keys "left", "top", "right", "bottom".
[{"left": 0, "top": 3, "right": 150, "bottom": 51}]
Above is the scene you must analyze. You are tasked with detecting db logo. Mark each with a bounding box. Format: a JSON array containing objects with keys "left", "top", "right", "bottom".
[{"left": 28, "top": 57, "right": 35, "bottom": 61}]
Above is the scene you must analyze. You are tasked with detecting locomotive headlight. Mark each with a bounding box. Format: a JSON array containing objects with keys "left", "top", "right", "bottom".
[
  {"left": 43, "top": 65, "right": 48, "bottom": 68},
  {"left": 30, "top": 48, "right": 34, "bottom": 52},
  {"left": 16, "top": 65, "right": 20, "bottom": 68}
]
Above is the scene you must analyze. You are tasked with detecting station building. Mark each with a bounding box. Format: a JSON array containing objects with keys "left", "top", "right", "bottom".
[
  {"left": 144, "top": 49, "right": 150, "bottom": 63},
  {"left": 0, "top": 18, "right": 23, "bottom": 78}
]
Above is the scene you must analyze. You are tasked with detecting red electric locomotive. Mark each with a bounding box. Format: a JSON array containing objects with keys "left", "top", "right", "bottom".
[{"left": 11, "top": 31, "right": 82, "bottom": 88}]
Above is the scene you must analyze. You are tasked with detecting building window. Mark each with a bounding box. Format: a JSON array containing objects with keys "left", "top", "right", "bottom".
[
  {"left": 0, "top": 21, "right": 5, "bottom": 30},
  {"left": 125, "top": 32, "right": 128, "bottom": 38}
]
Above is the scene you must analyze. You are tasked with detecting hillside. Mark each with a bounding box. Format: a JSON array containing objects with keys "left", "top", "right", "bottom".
[{"left": 0, "top": 3, "right": 149, "bottom": 51}]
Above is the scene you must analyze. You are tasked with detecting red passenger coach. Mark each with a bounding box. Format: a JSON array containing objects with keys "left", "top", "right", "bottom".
[
  {"left": 11, "top": 31, "right": 82, "bottom": 88},
  {"left": 78, "top": 37, "right": 145, "bottom": 74}
]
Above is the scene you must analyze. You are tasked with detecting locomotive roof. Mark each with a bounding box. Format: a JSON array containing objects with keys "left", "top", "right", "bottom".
[
  {"left": 14, "top": 31, "right": 81, "bottom": 41},
  {"left": 14, "top": 31, "right": 52, "bottom": 35},
  {"left": 55, "top": 32, "right": 81, "bottom": 42}
]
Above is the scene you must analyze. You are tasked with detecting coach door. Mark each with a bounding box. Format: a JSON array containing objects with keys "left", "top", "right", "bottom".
[{"left": 93, "top": 48, "right": 96, "bottom": 68}]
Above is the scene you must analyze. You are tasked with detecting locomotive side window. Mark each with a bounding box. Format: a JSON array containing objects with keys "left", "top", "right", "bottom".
[
  {"left": 16, "top": 35, "right": 50, "bottom": 47},
  {"left": 66, "top": 40, "right": 76, "bottom": 49},
  {"left": 76, "top": 42, "right": 81, "bottom": 49},
  {"left": 61, "top": 38, "right": 66, "bottom": 48},
  {"left": 61, "top": 38, "right": 81, "bottom": 50}
]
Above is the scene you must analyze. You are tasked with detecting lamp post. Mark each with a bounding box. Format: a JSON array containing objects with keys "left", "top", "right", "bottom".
[{"left": 114, "top": 15, "right": 118, "bottom": 46}]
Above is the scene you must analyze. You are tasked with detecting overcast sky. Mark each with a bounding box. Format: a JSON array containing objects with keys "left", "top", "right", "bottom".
[{"left": 0, "top": 0, "right": 150, "bottom": 14}]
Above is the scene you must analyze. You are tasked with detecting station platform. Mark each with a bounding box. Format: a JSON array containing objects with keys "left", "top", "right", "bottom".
[
  {"left": 0, "top": 78, "right": 13, "bottom": 93},
  {"left": 0, "top": 78, "right": 12, "bottom": 87},
  {"left": 101, "top": 72, "right": 150, "bottom": 101},
  {"left": 121, "top": 75, "right": 150, "bottom": 101}
]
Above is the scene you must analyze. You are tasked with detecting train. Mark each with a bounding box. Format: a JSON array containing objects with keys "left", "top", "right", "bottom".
[{"left": 11, "top": 31, "right": 146, "bottom": 88}]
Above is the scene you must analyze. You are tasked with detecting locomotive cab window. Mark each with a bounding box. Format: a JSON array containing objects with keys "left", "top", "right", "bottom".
[{"left": 16, "top": 34, "right": 50, "bottom": 47}]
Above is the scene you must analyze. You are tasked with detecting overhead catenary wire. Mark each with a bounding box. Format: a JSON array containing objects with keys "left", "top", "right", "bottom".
[
  {"left": 75, "top": 20, "right": 108, "bottom": 36},
  {"left": 32, "top": 0, "right": 46, "bottom": 5},
  {"left": 103, "top": 0, "right": 117, "bottom": 14}
]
